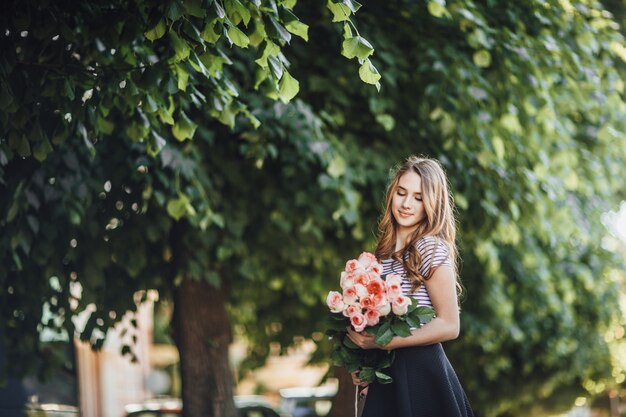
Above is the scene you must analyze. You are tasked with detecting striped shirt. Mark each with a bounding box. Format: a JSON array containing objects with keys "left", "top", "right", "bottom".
[{"left": 381, "top": 236, "right": 451, "bottom": 308}]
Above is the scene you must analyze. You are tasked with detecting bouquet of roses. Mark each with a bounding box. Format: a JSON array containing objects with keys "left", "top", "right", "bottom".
[{"left": 325, "top": 252, "right": 435, "bottom": 384}]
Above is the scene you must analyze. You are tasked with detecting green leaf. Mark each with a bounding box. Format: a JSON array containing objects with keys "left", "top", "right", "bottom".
[
  {"left": 390, "top": 320, "right": 412, "bottom": 337},
  {"left": 15, "top": 135, "right": 31, "bottom": 158},
  {"left": 285, "top": 20, "right": 308, "bottom": 41},
  {"left": 374, "top": 322, "right": 394, "bottom": 346},
  {"left": 375, "top": 114, "right": 395, "bottom": 131},
  {"left": 159, "top": 108, "right": 175, "bottom": 125},
  {"left": 358, "top": 59, "right": 381, "bottom": 85},
  {"left": 170, "top": 31, "right": 191, "bottom": 62},
  {"left": 33, "top": 138, "right": 53, "bottom": 162},
  {"left": 167, "top": 195, "right": 193, "bottom": 220},
  {"left": 175, "top": 63, "right": 189, "bottom": 91},
  {"left": 278, "top": 70, "right": 299, "bottom": 103},
  {"left": 343, "top": 0, "right": 362, "bottom": 13},
  {"left": 255, "top": 41, "right": 279, "bottom": 68},
  {"left": 145, "top": 19, "right": 167, "bottom": 41},
  {"left": 427, "top": 0, "right": 449, "bottom": 18},
  {"left": 342, "top": 36, "right": 374, "bottom": 60},
  {"left": 226, "top": 0, "right": 251, "bottom": 26},
  {"left": 343, "top": 335, "right": 358, "bottom": 349},
  {"left": 201, "top": 20, "right": 222, "bottom": 44},
  {"left": 172, "top": 111, "right": 198, "bottom": 141},
  {"left": 147, "top": 131, "right": 167, "bottom": 157},
  {"left": 227, "top": 25, "right": 250, "bottom": 48},
  {"left": 64, "top": 79, "right": 75, "bottom": 100},
  {"left": 327, "top": 0, "right": 352, "bottom": 22},
  {"left": 265, "top": 15, "right": 291, "bottom": 43},
  {"left": 473, "top": 50, "right": 492, "bottom": 68},
  {"left": 358, "top": 368, "right": 374, "bottom": 382},
  {"left": 0, "top": 83, "right": 13, "bottom": 109},
  {"left": 328, "top": 155, "right": 346, "bottom": 178},
  {"left": 375, "top": 371, "right": 393, "bottom": 384},
  {"left": 183, "top": 0, "right": 206, "bottom": 18},
  {"left": 166, "top": 1, "right": 184, "bottom": 21}
]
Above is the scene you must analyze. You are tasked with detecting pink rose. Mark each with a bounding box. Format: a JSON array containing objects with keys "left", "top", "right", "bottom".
[
  {"left": 343, "top": 286, "right": 359, "bottom": 305},
  {"left": 340, "top": 271, "right": 356, "bottom": 289},
  {"left": 355, "top": 284, "right": 368, "bottom": 298},
  {"left": 366, "top": 279, "right": 385, "bottom": 296},
  {"left": 368, "top": 263, "right": 382, "bottom": 275},
  {"left": 326, "top": 291, "right": 346, "bottom": 313},
  {"left": 391, "top": 295, "right": 411, "bottom": 315},
  {"left": 343, "top": 304, "right": 362, "bottom": 317},
  {"left": 377, "top": 301, "right": 391, "bottom": 316},
  {"left": 365, "top": 309, "right": 381, "bottom": 326},
  {"left": 358, "top": 252, "right": 378, "bottom": 268},
  {"left": 385, "top": 273, "right": 402, "bottom": 287},
  {"left": 345, "top": 259, "right": 359, "bottom": 273},
  {"left": 350, "top": 313, "right": 367, "bottom": 332},
  {"left": 355, "top": 272, "right": 370, "bottom": 286},
  {"left": 367, "top": 270, "right": 381, "bottom": 281},
  {"left": 386, "top": 283, "right": 402, "bottom": 299},
  {"left": 385, "top": 274, "right": 403, "bottom": 298},
  {"left": 361, "top": 295, "right": 375, "bottom": 310}
]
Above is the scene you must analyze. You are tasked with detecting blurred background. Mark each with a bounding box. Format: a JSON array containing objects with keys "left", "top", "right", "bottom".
[{"left": 1, "top": 1, "right": 626, "bottom": 417}]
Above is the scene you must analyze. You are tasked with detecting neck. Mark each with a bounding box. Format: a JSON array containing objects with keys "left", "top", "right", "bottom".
[{"left": 395, "top": 227, "right": 415, "bottom": 252}]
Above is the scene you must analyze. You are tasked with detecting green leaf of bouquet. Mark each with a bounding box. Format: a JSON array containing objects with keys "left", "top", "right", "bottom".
[
  {"left": 358, "top": 59, "right": 381, "bottom": 85},
  {"left": 405, "top": 315, "right": 420, "bottom": 328},
  {"left": 145, "top": 19, "right": 167, "bottom": 41},
  {"left": 413, "top": 306, "right": 436, "bottom": 324},
  {"left": 375, "top": 371, "right": 393, "bottom": 384},
  {"left": 343, "top": 335, "right": 359, "bottom": 349},
  {"left": 358, "top": 368, "right": 374, "bottom": 382},
  {"left": 342, "top": 36, "right": 374, "bottom": 60},
  {"left": 278, "top": 70, "right": 299, "bottom": 103},
  {"left": 391, "top": 321, "right": 412, "bottom": 337},
  {"left": 327, "top": 0, "right": 352, "bottom": 22},
  {"left": 375, "top": 322, "right": 394, "bottom": 346}
]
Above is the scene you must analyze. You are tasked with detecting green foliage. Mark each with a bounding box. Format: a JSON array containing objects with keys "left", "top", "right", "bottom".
[
  {"left": 1, "top": 1, "right": 626, "bottom": 416},
  {"left": 0, "top": 0, "right": 375, "bottom": 161}
]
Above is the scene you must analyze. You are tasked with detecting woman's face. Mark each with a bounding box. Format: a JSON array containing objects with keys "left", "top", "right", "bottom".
[{"left": 391, "top": 170, "right": 426, "bottom": 233}]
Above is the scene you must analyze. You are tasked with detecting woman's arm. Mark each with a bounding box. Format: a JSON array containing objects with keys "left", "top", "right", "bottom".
[{"left": 347, "top": 264, "right": 460, "bottom": 350}]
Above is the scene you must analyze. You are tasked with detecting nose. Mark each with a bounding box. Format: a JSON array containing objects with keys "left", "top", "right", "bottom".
[{"left": 401, "top": 196, "right": 411, "bottom": 208}]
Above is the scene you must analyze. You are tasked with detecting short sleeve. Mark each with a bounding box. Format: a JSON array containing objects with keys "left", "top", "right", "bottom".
[{"left": 416, "top": 236, "right": 451, "bottom": 277}]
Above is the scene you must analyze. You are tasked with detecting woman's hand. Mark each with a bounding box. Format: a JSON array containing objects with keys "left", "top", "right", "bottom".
[
  {"left": 347, "top": 327, "right": 381, "bottom": 349},
  {"left": 351, "top": 370, "right": 369, "bottom": 387}
]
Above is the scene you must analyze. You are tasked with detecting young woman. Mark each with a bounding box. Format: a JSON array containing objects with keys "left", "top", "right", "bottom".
[{"left": 347, "top": 156, "right": 473, "bottom": 417}]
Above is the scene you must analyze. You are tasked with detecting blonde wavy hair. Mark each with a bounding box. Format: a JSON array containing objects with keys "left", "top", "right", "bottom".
[{"left": 375, "top": 156, "right": 460, "bottom": 293}]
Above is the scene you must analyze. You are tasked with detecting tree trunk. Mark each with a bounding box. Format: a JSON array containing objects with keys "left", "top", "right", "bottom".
[
  {"left": 173, "top": 278, "right": 237, "bottom": 417},
  {"left": 329, "top": 366, "right": 356, "bottom": 417}
]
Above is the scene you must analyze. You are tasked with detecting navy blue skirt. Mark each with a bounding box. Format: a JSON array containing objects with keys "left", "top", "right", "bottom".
[{"left": 360, "top": 343, "right": 473, "bottom": 417}]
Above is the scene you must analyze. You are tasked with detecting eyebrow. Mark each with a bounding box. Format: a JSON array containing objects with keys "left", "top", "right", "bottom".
[{"left": 397, "top": 185, "right": 421, "bottom": 195}]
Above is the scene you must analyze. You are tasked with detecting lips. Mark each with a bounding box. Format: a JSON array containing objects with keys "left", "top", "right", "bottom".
[{"left": 398, "top": 211, "right": 413, "bottom": 217}]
